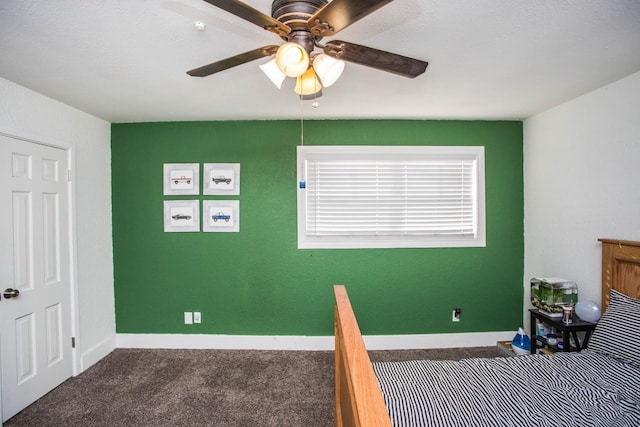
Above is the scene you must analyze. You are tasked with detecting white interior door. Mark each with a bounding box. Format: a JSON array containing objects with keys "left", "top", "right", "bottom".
[{"left": 0, "top": 135, "right": 73, "bottom": 422}]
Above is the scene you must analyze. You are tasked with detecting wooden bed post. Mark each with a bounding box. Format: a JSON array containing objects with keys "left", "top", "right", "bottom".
[{"left": 334, "top": 285, "right": 392, "bottom": 427}]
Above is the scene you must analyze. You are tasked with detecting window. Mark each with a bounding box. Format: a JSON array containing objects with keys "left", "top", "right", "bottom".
[{"left": 297, "top": 145, "right": 485, "bottom": 249}]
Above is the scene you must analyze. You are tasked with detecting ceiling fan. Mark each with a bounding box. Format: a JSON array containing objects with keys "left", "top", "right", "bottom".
[{"left": 187, "top": 0, "right": 428, "bottom": 97}]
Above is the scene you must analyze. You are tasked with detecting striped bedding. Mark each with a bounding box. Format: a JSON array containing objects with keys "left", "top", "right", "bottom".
[{"left": 373, "top": 350, "right": 640, "bottom": 427}]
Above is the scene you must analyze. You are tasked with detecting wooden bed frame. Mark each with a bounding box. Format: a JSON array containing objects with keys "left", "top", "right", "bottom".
[
  {"left": 334, "top": 285, "right": 392, "bottom": 427},
  {"left": 333, "top": 238, "right": 640, "bottom": 427}
]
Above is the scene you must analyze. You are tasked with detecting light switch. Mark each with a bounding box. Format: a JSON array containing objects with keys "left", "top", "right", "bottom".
[{"left": 194, "top": 312, "right": 201, "bottom": 324}]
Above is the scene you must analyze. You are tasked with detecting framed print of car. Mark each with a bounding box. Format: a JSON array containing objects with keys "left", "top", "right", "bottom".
[
  {"left": 164, "top": 200, "right": 200, "bottom": 232},
  {"left": 203, "top": 200, "right": 239, "bottom": 233},
  {"left": 164, "top": 163, "right": 200, "bottom": 195},
  {"left": 203, "top": 163, "right": 240, "bottom": 195}
]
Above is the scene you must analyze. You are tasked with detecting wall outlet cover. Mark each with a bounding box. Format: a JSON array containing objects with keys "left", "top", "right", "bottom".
[{"left": 184, "top": 312, "right": 193, "bottom": 324}]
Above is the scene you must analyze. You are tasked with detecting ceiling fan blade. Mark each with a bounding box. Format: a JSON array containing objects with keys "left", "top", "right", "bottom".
[
  {"left": 187, "top": 45, "right": 279, "bottom": 77},
  {"left": 308, "top": 0, "right": 394, "bottom": 37},
  {"left": 323, "top": 40, "right": 428, "bottom": 78},
  {"left": 202, "top": 0, "right": 290, "bottom": 37}
]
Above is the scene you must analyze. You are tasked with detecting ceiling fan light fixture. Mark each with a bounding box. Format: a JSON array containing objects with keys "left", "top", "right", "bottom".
[
  {"left": 259, "top": 58, "right": 287, "bottom": 89},
  {"left": 276, "top": 42, "right": 309, "bottom": 77},
  {"left": 312, "top": 54, "right": 345, "bottom": 87},
  {"left": 295, "top": 67, "right": 322, "bottom": 96}
]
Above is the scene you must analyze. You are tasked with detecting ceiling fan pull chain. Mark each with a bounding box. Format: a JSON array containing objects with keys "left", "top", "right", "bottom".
[{"left": 300, "top": 95, "right": 305, "bottom": 146}]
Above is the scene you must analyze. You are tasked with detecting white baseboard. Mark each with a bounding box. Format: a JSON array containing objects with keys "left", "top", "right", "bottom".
[
  {"left": 363, "top": 331, "right": 516, "bottom": 350},
  {"left": 80, "top": 334, "right": 116, "bottom": 373},
  {"left": 116, "top": 334, "right": 334, "bottom": 350},
  {"left": 115, "top": 331, "right": 516, "bottom": 351}
]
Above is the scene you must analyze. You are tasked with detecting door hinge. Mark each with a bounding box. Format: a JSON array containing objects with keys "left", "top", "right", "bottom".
[
  {"left": 71, "top": 337, "right": 76, "bottom": 348},
  {"left": 67, "top": 170, "right": 72, "bottom": 182}
]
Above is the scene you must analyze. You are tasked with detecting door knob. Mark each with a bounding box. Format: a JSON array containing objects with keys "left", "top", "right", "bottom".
[{"left": 3, "top": 288, "right": 20, "bottom": 299}]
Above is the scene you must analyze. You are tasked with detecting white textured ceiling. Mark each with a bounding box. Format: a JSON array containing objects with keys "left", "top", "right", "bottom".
[{"left": 1, "top": 0, "right": 639, "bottom": 123}]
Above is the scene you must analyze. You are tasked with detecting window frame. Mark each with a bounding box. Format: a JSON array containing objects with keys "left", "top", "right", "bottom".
[{"left": 296, "top": 145, "right": 486, "bottom": 249}]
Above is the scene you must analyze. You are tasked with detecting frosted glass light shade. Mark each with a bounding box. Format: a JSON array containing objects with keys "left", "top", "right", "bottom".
[
  {"left": 259, "top": 59, "right": 286, "bottom": 89},
  {"left": 276, "top": 43, "right": 309, "bottom": 77},
  {"left": 313, "top": 54, "right": 345, "bottom": 87},
  {"left": 575, "top": 299, "right": 601, "bottom": 322},
  {"left": 295, "top": 67, "right": 322, "bottom": 95}
]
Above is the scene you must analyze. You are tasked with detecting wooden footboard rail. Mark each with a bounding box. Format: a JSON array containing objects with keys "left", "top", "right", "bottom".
[{"left": 334, "top": 285, "right": 392, "bottom": 427}]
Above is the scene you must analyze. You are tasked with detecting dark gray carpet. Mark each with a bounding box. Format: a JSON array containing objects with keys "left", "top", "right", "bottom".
[{"left": 5, "top": 346, "right": 504, "bottom": 427}]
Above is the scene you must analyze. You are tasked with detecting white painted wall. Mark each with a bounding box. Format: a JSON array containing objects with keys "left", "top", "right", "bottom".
[
  {"left": 523, "top": 71, "right": 640, "bottom": 321},
  {"left": 0, "top": 77, "right": 115, "bottom": 372}
]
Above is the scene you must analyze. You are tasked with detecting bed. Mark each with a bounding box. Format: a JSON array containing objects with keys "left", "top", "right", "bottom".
[{"left": 334, "top": 238, "right": 640, "bottom": 426}]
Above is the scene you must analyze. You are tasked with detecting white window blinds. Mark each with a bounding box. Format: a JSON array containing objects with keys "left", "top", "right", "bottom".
[{"left": 297, "top": 146, "right": 485, "bottom": 249}]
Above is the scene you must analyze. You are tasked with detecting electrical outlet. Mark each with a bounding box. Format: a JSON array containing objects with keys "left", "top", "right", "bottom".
[
  {"left": 194, "top": 312, "right": 201, "bottom": 324},
  {"left": 184, "top": 312, "right": 193, "bottom": 325},
  {"left": 452, "top": 308, "right": 461, "bottom": 322}
]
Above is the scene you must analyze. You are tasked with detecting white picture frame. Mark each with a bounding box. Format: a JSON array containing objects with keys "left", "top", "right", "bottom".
[
  {"left": 164, "top": 200, "right": 200, "bottom": 232},
  {"left": 164, "top": 163, "right": 200, "bottom": 195},
  {"left": 203, "top": 200, "right": 240, "bottom": 233},
  {"left": 203, "top": 163, "right": 240, "bottom": 195}
]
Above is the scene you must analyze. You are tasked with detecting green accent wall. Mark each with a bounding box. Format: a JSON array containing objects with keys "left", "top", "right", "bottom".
[{"left": 111, "top": 120, "right": 523, "bottom": 336}]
